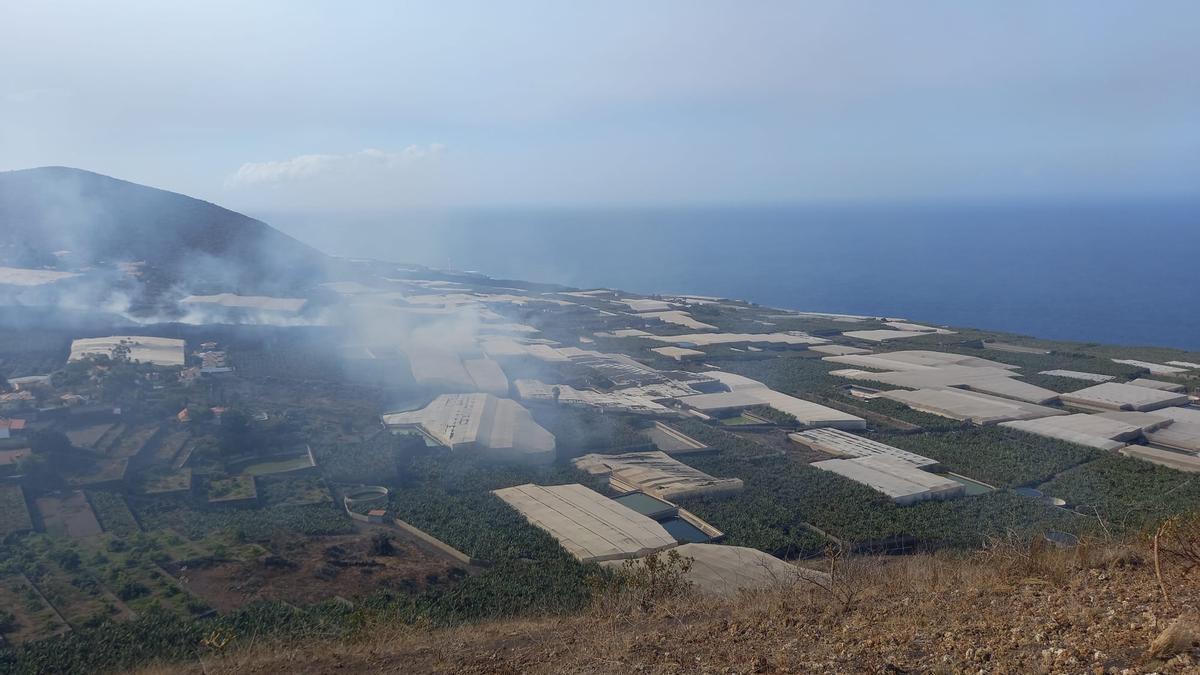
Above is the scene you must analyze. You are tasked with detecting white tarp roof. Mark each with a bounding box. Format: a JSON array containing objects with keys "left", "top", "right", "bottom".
[
  {"left": 1060, "top": 382, "right": 1189, "bottom": 412},
  {"left": 789, "top": 428, "right": 938, "bottom": 468},
  {"left": 677, "top": 372, "right": 865, "bottom": 430},
  {"left": 1112, "top": 359, "right": 1189, "bottom": 376},
  {"left": 493, "top": 483, "right": 677, "bottom": 563},
  {"left": 1038, "top": 370, "right": 1115, "bottom": 383},
  {"left": 1000, "top": 413, "right": 1153, "bottom": 450},
  {"left": 382, "top": 394, "right": 555, "bottom": 462},
  {"left": 603, "top": 543, "right": 829, "bottom": 596},
  {"left": 813, "top": 455, "right": 964, "bottom": 505},
  {"left": 573, "top": 451, "right": 743, "bottom": 501},
  {"left": 882, "top": 388, "right": 1065, "bottom": 425}
]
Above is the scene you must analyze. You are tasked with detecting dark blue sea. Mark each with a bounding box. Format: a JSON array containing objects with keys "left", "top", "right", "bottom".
[{"left": 265, "top": 200, "right": 1200, "bottom": 351}]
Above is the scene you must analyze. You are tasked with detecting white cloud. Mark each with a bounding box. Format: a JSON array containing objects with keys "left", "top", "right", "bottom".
[{"left": 225, "top": 144, "right": 446, "bottom": 188}]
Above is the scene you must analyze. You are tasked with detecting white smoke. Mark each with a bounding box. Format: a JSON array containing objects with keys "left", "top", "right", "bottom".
[{"left": 224, "top": 145, "right": 446, "bottom": 188}]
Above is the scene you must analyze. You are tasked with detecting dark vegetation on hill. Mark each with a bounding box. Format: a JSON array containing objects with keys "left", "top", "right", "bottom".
[{"left": 0, "top": 167, "right": 327, "bottom": 293}]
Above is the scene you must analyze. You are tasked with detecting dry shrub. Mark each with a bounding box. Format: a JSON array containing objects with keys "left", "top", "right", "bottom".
[
  {"left": 975, "top": 529, "right": 1086, "bottom": 583},
  {"left": 588, "top": 549, "right": 696, "bottom": 614},
  {"left": 794, "top": 543, "right": 886, "bottom": 613},
  {"left": 1156, "top": 513, "right": 1200, "bottom": 577}
]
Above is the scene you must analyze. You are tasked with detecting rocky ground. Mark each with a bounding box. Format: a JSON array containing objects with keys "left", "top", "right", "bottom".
[{"left": 139, "top": 537, "right": 1200, "bottom": 674}]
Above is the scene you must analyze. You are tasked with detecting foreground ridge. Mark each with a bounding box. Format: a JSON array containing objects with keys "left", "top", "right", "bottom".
[{"left": 139, "top": 537, "right": 1200, "bottom": 675}]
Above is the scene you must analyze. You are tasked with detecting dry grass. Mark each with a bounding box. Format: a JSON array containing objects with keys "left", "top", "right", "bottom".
[{"left": 135, "top": 536, "right": 1200, "bottom": 675}]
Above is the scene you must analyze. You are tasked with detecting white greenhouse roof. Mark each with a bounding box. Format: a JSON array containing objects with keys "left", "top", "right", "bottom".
[{"left": 493, "top": 483, "right": 677, "bottom": 563}]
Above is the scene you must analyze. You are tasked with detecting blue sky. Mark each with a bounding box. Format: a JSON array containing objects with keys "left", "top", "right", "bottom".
[{"left": 2, "top": 1, "right": 1197, "bottom": 210}]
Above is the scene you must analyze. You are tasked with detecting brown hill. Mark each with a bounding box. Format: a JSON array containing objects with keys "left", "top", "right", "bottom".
[{"left": 139, "top": 535, "right": 1200, "bottom": 675}]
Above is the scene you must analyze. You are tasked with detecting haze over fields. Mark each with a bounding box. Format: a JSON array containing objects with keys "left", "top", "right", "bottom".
[{"left": 3, "top": 3, "right": 1200, "bottom": 674}]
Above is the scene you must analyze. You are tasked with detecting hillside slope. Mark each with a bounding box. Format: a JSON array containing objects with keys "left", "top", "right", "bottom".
[
  {"left": 0, "top": 167, "right": 327, "bottom": 291},
  {"left": 138, "top": 540, "right": 1200, "bottom": 675}
]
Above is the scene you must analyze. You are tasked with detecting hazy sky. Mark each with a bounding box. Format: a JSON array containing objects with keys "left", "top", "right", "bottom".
[{"left": 3, "top": 1, "right": 1198, "bottom": 210}]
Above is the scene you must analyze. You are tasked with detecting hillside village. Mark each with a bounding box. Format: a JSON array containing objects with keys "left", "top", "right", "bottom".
[{"left": 2, "top": 255, "right": 1200, "bottom": 672}]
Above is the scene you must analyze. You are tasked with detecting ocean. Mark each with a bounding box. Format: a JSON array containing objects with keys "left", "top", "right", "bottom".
[{"left": 265, "top": 199, "right": 1200, "bottom": 351}]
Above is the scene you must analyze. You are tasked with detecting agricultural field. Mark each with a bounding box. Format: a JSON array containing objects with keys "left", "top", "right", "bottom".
[
  {"left": 83, "top": 534, "right": 209, "bottom": 618},
  {"left": 1038, "top": 454, "right": 1200, "bottom": 530},
  {"left": 235, "top": 452, "right": 314, "bottom": 476},
  {"left": 106, "top": 425, "right": 161, "bottom": 459},
  {"left": 0, "top": 574, "right": 68, "bottom": 645},
  {"left": 133, "top": 500, "right": 356, "bottom": 542},
  {"left": 136, "top": 430, "right": 190, "bottom": 468},
  {"left": 86, "top": 491, "right": 141, "bottom": 536},
  {"left": 15, "top": 539, "right": 132, "bottom": 628},
  {"left": 206, "top": 476, "right": 257, "bottom": 504},
  {"left": 673, "top": 420, "right": 1082, "bottom": 554},
  {"left": 35, "top": 491, "right": 103, "bottom": 539},
  {"left": 0, "top": 485, "right": 33, "bottom": 540},
  {"left": 258, "top": 475, "right": 332, "bottom": 507},
  {"left": 137, "top": 467, "right": 193, "bottom": 495},
  {"left": 63, "top": 456, "right": 130, "bottom": 488},
  {"left": 867, "top": 427, "right": 1101, "bottom": 488},
  {"left": 171, "top": 531, "right": 462, "bottom": 613},
  {"left": 389, "top": 453, "right": 599, "bottom": 562},
  {"left": 64, "top": 424, "right": 115, "bottom": 450}
]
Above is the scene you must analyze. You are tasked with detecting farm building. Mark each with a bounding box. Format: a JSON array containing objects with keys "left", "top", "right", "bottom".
[
  {"left": 641, "top": 311, "right": 717, "bottom": 331},
  {"left": 7, "top": 374, "right": 53, "bottom": 390},
  {"left": 381, "top": 393, "right": 555, "bottom": 464},
  {"left": 883, "top": 321, "right": 955, "bottom": 334},
  {"left": 830, "top": 364, "right": 1058, "bottom": 405},
  {"left": 999, "top": 413, "right": 1165, "bottom": 451},
  {"left": 0, "top": 418, "right": 26, "bottom": 440},
  {"left": 1059, "top": 382, "right": 1188, "bottom": 412},
  {"left": 492, "top": 483, "right": 677, "bottom": 563},
  {"left": 1037, "top": 370, "right": 1114, "bottom": 383},
  {"left": 573, "top": 451, "right": 743, "bottom": 501},
  {"left": 651, "top": 346, "right": 706, "bottom": 362},
  {"left": 462, "top": 357, "right": 509, "bottom": 396},
  {"left": 1111, "top": 359, "right": 1189, "bottom": 376},
  {"left": 823, "top": 350, "right": 1018, "bottom": 372},
  {"left": 1145, "top": 423, "right": 1200, "bottom": 454},
  {"left": 1154, "top": 407, "right": 1200, "bottom": 424},
  {"left": 813, "top": 455, "right": 964, "bottom": 505},
  {"left": 621, "top": 298, "right": 675, "bottom": 313},
  {"left": 407, "top": 349, "right": 475, "bottom": 391},
  {"left": 514, "top": 379, "right": 672, "bottom": 415},
  {"left": 841, "top": 329, "right": 931, "bottom": 342},
  {"left": 69, "top": 336, "right": 185, "bottom": 367},
  {"left": 644, "top": 332, "right": 829, "bottom": 348},
  {"left": 789, "top": 428, "right": 939, "bottom": 469},
  {"left": 1127, "top": 378, "right": 1187, "bottom": 393},
  {"left": 603, "top": 543, "right": 829, "bottom": 597},
  {"left": 881, "top": 388, "right": 1065, "bottom": 425},
  {"left": 1119, "top": 446, "right": 1200, "bottom": 473},
  {"left": 809, "top": 344, "right": 871, "bottom": 356},
  {"left": 676, "top": 371, "right": 865, "bottom": 430}
]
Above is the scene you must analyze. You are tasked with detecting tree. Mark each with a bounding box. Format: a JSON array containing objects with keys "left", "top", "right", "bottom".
[
  {"left": 0, "top": 370, "right": 9, "bottom": 392},
  {"left": 0, "top": 609, "right": 18, "bottom": 634},
  {"left": 30, "top": 429, "right": 73, "bottom": 456}
]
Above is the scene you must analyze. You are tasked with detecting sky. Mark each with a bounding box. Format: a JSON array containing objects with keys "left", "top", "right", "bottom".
[{"left": 2, "top": 1, "right": 1199, "bottom": 212}]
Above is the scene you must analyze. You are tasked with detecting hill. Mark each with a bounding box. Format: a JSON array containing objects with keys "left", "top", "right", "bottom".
[
  {"left": 133, "top": 536, "right": 1200, "bottom": 674},
  {"left": 0, "top": 167, "right": 327, "bottom": 292}
]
